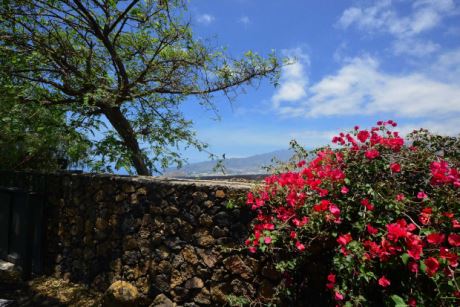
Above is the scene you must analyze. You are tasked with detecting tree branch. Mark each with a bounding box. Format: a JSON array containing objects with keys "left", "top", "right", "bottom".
[{"left": 106, "top": 0, "right": 140, "bottom": 34}]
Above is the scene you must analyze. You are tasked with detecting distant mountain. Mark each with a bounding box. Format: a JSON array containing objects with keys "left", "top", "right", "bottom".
[{"left": 165, "top": 149, "right": 294, "bottom": 177}]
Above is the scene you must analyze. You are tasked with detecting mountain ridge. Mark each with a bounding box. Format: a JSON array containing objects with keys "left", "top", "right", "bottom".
[{"left": 165, "top": 149, "right": 294, "bottom": 176}]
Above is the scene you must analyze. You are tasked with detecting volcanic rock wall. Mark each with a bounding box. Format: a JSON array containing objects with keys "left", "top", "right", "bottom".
[{"left": 0, "top": 171, "right": 279, "bottom": 305}]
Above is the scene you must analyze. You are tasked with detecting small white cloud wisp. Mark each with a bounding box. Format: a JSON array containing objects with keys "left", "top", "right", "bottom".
[
  {"left": 197, "top": 13, "right": 215, "bottom": 25},
  {"left": 238, "top": 16, "right": 250, "bottom": 25}
]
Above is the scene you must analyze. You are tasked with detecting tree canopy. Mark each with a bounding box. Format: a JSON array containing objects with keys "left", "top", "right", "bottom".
[
  {"left": 0, "top": 43, "right": 91, "bottom": 171},
  {"left": 0, "top": 0, "right": 280, "bottom": 175}
]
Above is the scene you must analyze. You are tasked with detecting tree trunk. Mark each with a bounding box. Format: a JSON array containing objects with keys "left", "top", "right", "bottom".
[{"left": 101, "top": 106, "right": 151, "bottom": 175}]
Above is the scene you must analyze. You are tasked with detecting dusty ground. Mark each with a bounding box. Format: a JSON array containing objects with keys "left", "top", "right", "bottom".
[{"left": 0, "top": 276, "right": 103, "bottom": 306}]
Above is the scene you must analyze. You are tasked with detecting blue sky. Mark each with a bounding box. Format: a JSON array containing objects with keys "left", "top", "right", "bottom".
[{"left": 178, "top": 0, "right": 460, "bottom": 163}]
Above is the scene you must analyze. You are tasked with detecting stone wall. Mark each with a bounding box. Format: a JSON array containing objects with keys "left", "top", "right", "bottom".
[{"left": 0, "top": 171, "right": 279, "bottom": 306}]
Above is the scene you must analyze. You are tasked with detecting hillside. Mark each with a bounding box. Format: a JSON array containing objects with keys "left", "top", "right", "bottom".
[{"left": 164, "top": 149, "right": 293, "bottom": 176}]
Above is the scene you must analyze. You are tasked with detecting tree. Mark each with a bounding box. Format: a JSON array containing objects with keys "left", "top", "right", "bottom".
[
  {"left": 0, "top": 0, "right": 280, "bottom": 175},
  {"left": 0, "top": 46, "right": 91, "bottom": 171},
  {"left": 0, "top": 99, "right": 91, "bottom": 171}
]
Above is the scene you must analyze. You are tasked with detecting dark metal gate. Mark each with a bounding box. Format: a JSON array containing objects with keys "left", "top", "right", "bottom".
[{"left": 0, "top": 187, "right": 45, "bottom": 279}]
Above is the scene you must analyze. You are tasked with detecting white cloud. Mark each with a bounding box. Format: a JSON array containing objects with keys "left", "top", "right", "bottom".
[
  {"left": 238, "top": 16, "right": 250, "bottom": 25},
  {"left": 392, "top": 38, "right": 440, "bottom": 56},
  {"left": 338, "top": 1, "right": 392, "bottom": 31},
  {"left": 197, "top": 14, "right": 215, "bottom": 25},
  {"left": 398, "top": 118, "right": 460, "bottom": 137},
  {"left": 272, "top": 49, "right": 460, "bottom": 136},
  {"left": 333, "top": 42, "right": 349, "bottom": 63},
  {"left": 338, "top": 0, "right": 455, "bottom": 36},
  {"left": 337, "top": 0, "right": 456, "bottom": 56},
  {"left": 272, "top": 48, "right": 310, "bottom": 107},
  {"left": 199, "top": 127, "right": 336, "bottom": 150},
  {"left": 428, "top": 48, "right": 460, "bottom": 83}
]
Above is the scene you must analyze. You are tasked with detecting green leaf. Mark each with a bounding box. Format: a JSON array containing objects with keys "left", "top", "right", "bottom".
[
  {"left": 390, "top": 295, "right": 407, "bottom": 307},
  {"left": 226, "top": 200, "right": 235, "bottom": 209},
  {"left": 420, "top": 262, "right": 427, "bottom": 273},
  {"left": 400, "top": 253, "right": 409, "bottom": 265}
]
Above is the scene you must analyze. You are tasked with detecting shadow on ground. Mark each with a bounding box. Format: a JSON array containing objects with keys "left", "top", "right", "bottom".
[{"left": 0, "top": 276, "right": 103, "bottom": 306}]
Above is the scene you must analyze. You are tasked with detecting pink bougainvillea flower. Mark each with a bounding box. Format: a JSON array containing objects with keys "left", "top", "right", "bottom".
[
  {"left": 319, "top": 189, "right": 329, "bottom": 197},
  {"left": 346, "top": 133, "right": 356, "bottom": 145},
  {"left": 396, "top": 193, "right": 405, "bottom": 201},
  {"left": 340, "top": 246, "right": 350, "bottom": 256},
  {"left": 424, "top": 257, "right": 440, "bottom": 276},
  {"left": 292, "top": 216, "right": 309, "bottom": 227},
  {"left": 357, "top": 130, "right": 370, "bottom": 143},
  {"left": 452, "top": 219, "right": 460, "bottom": 229},
  {"left": 407, "top": 223, "right": 417, "bottom": 232},
  {"left": 248, "top": 246, "right": 256, "bottom": 253},
  {"left": 365, "top": 149, "right": 380, "bottom": 160},
  {"left": 264, "top": 237, "right": 272, "bottom": 244},
  {"left": 246, "top": 192, "right": 254, "bottom": 205},
  {"left": 327, "top": 273, "right": 336, "bottom": 283},
  {"left": 329, "top": 204, "right": 341, "bottom": 218},
  {"left": 406, "top": 236, "right": 423, "bottom": 260},
  {"left": 326, "top": 273, "right": 336, "bottom": 289},
  {"left": 361, "top": 198, "right": 374, "bottom": 211},
  {"left": 297, "top": 160, "right": 306, "bottom": 168},
  {"left": 367, "top": 224, "right": 378, "bottom": 235},
  {"left": 337, "top": 233, "right": 352, "bottom": 246},
  {"left": 426, "top": 233, "right": 445, "bottom": 245},
  {"left": 386, "top": 222, "right": 407, "bottom": 242},
  {"left": 334, "top": 291, "right": 344, "bottom": 301},
  {"left": 378, "top": 276, "right": 391, "bottom": 287},
  {"left": 408, "top": 261, "right": 419, "bottom": 274},
  {"left": 289, "top": 231, "right": 297, "bottom": 239},
  {"left": 419, "top": 208, "right": 432, "bottom": 225},
  {"left": 390, "top": 163, "right": 401, "bottom": 173},
  {"left": 252, "top": 198, "right": 264, "bottom": 210},
  {"left": 448, "top": 233, "right": 460, "bottom": 247},
  {"left": 340, "top": 186, "right": 349, "bottom": 194},
  {"left": 408, "top": 297, "right": 417, "bottom": 307},
  {"left": 313, "top": 199, "right": 330, "bottom": 212},
  {"left": 295, "top": 241, "right": 305, "bottom": 251},
  {"left": 417, "top": 191, "right": 428, "bottom": 200},
  {"left": 430, "top": 159, "right": 460, "bottom": 186},
  {"left": 440, "top": 247, "right": 458, "bottom": 267}
]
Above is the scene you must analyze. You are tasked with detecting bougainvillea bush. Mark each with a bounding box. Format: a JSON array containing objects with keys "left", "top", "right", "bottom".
[{"left": 244, "top": 121, "right": 460, "bottom": 306}]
